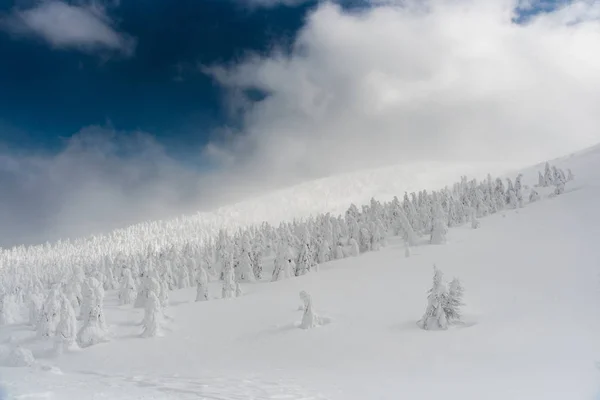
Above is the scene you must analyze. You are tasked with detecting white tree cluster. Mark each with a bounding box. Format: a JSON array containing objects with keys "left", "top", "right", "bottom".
[
  {"left": 417, "top": 265, "right": 465, "bottom": 331},
  {"left": 0, "top": 164, "right": 568, "bottom": 346}
]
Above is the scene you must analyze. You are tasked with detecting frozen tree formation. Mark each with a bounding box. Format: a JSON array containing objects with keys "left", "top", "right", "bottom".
[
  {"left": 272, "top": 242, "right": 295, "bottom": 282},
  {"left": 0, "top": 293, "right": 19, "bottom": 326},
  {"left": 37, "top": 286, "right": 62, "bottom": 338},
  {"left": 430, "top": 204, "right": 448, "bottom": 245},
  {"left": 54, "top": 294, "right": 79, "bottom": 355},
  {"left": 470, "top": 208, "right": 480, "bottom": 229},
  {"left": 445, "top": 278, "right": 465, "bottom": 324},
  {"left": 347, "top": 238, "right": 360, "bottom": 257},
  {"left": 295, "top": 227, "right": 318, "bottom": 276},
  {"left": 298, "top": 291, "right": 322, "bottom": 329},
  {"left": 118, "top": 268, "right": 137, "bottom": 305},
  {"left": 418, "top": 266, "right": 466, "bottom": 330},
  {"left": 237, "top": 233, "right": 257, "bottom": 282},
  {"left": 222, "top": 260, "right": 237, "bottom": 299},
  {"left": 529, "top": 188, "right": 540, "bottom": 203},
  {"left": 141, "top": 292, "right": 163, "bottom": 338},
  {"left": 28, "top": 292, "right": 44, "bottom": 328},
  {"left": 76, "top": 304, "right": 109, "bottom": 348},
  {"left": 177, "top": 264, "right": 191, "bottom": 289},
  {"left": 195, "top": 265, "right": 209, "bottom": 302},
  {"left": 159, "top": 279, "right": 169, "bottom": 308},
  {"left": 418, "top": 266, "right": 449, "bottom": 331}
]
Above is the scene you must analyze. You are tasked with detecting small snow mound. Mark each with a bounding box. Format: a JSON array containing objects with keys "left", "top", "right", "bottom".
[{"left": 6, "top": 346, "right": 35, "bottom": 367}]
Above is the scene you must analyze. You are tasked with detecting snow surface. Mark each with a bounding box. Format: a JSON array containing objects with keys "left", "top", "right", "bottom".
[{"left": 1, "top": 146, "right": 600, "bottom": 399}]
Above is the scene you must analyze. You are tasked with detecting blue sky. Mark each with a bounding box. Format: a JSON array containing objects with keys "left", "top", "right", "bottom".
[
  {"left": 0, "top": 0, "right": 598, "bottom": 247},
  {"left": 0, "top": 0, "right": 318, "bottom": 156}
]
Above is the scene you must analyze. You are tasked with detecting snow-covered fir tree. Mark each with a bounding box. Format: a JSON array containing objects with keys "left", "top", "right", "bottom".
[
  {"left": 295, "top": 230, "right": 318, "bottom": 276},
  {"left": 347, "top": 238, "right": 360, "bottom": 257},
  {"left": 54, "top": 294, "right": 78, "bottom": 354},
  {"left": 430, "top": 204, "right": 448, "bottom": 245},
  {"left": 76, "top": 304, "right": 109, "bottom": 348},
  {"left": 159, "top": 278, "right": 169, "bottom": 308},
  {"left": 141, "top": 292, "right": 163, "bottom": 338},
  {"left": 195, "top": 265, "right": 209, "bottom": 302},
  {"left": 444, "top": 278, "right": 465, "bottom": 324},
  {"left": 272, "top": 241, "right": 295, "bottom": 282},
  {"left": 471, "top": 208, "right": 480, "bottom": 229},
  {"left": 118, "top": 268, "right": 137, "bottom": 306},
  {"left": 298, "top": 291, "right": 321, "bottom": 329},
  {"left": 37, "top": 286, "right": 62, "bottom": 338},
  {"left": 237, "top": 233, "right": 256, "bottom": 282},
  {"left": 417, "top": 266, "right": 448, "bottom": 331},
  {"left": 221, "top": 258, "right": 237, "bottom": 299},
  {"left": 529, "top": 188, "right": 540, "bottom": 203}
]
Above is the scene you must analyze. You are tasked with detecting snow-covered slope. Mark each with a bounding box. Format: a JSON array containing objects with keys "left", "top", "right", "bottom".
[{"left": 1, "top": 146, "right": 600, "bottom": 399}]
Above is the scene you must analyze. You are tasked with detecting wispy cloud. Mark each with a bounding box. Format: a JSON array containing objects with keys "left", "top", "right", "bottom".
[{"left": 0, "top": 1, "right": 135, "bottom": 56}]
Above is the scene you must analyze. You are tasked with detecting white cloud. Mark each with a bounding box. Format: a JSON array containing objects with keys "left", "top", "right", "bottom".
[
  {"left": 207, "top": 0, "right": 600, "bottom": 185},
  {"left": 1, "top": 0, "right": 135, "bottom": 55}
]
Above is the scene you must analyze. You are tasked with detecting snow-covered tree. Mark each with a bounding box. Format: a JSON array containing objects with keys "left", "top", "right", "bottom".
[
  {"left": 470, "top": 208, "right": 480, "bottom": 229},
  {"left": 221, "top": 260, "right": 237, "bottom": 299},
  {"left": 347, "top": 238, "right": 360, "bottom": 257},
  {"left": 54, "top": 294, "right": 78, "bottom": 354},
  {"left": 298, "top": 291, "right": 321, "bottom": 329},
  {"left": 237, "top": 233, "right": 256, "bottom": 282},
  {"left": 76, "top": 304, "right": 109, "bottom": 348},
  {"left": 28, "top": 292, "right": 44, "bottom": 328},
  {"left": 272, "top": 242, "right": 295, "bottom": 282},
  {"left": 141, "top": 292, "right": 163, "bottom": 338},
  {"left": 159, "top": 279, "right": 169, "bottom": 308},
  {"left": 543, "top": 162, "right": 553, "bottom": 186},
  {"left": 37, "top": 286, "right": 62, "bottom": 338},
  {"left": 295, "top": 242, "right": 317, "bottom": 276},
  {"left": 177, "top": 264, "right": 191, "bottom": 289},
  {"left": 417, "top": 266, "right": 448, "bottom": 331},
  {"left": 529, "top": 188, "right": 540, "bottom": 203},
  {"left": 444, "top": 278, "right": 465, "bottom": 324},
  {"left": 0, "top": 293, "right": 19, "bottom": 326},
  {"left": 118, "top": 268, "right": 137, "bottom": 306},
  {"left": 317, "top": 238, "right": 330, "bottom": 264},
  {"left": 195, "top": 266, "right": 209, "bottom": 302},
  {"left": 430, "top": 204, "right": 447, "bottom": 245},
  {"left": 507, "top": 190, "right": 519, "bottom": 209}
]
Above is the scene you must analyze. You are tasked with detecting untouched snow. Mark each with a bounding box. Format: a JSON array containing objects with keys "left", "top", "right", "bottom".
[{"left": 1, "top": 146, "right": 600, "bottom": 399}]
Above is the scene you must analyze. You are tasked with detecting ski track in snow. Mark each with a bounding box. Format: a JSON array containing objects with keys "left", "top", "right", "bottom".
[{"left": 3, "top": 369, "right": 330, "bottom": 400}]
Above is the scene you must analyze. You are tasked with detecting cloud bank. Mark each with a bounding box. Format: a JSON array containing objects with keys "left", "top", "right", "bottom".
[
  {"left": 3, "top": 0, "right": 600, "bottom": 247},
  {"left": 207, "top": 0, "right": 600, "bottom": 184},
  {"left": 1, "top": 0, "right": 135, "bottom": 55}
]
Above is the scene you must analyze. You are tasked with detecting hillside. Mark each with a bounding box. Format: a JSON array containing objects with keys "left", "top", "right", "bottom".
[{"left": 0, "top": 145, "right": 599, "bottom": 399}]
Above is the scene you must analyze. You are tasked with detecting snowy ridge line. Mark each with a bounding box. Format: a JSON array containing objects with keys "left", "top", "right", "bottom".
[
  {"left": 0, "top": 161, "right": 506, "bottom": 254},
  {"left": 0, "top": 156, "right": 571, "bottom": 297}
]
